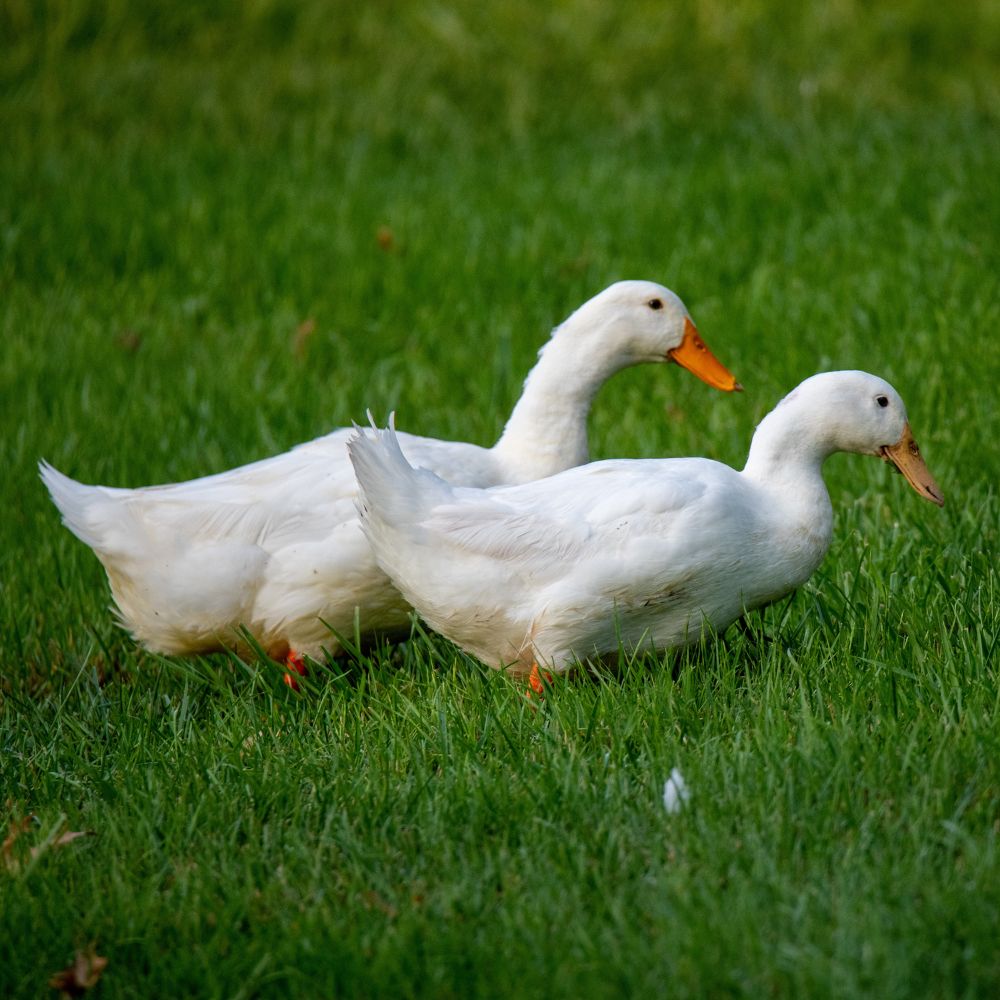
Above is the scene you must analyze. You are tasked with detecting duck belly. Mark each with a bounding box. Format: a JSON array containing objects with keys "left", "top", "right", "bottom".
[{"left": 252, "top": 524, "right": 414, "bottom": 659}]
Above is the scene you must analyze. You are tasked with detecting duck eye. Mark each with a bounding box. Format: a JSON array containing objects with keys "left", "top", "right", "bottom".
[
  {"left": 876, "top": 395, "right": 889, "bottom": 408},
  {"left": 648, "top": 298, "right": 663, "bottom": 311}
]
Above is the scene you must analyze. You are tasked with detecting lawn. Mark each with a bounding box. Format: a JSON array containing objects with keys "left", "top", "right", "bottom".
[{"left": 2, "top": 2, "right": 999, "bottom": 997}]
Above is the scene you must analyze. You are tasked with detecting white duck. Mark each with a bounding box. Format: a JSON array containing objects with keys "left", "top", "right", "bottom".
[
  {"left": 40, "top": 280, "right": 739, "bottom": 670},
  {"left": 349, "top": 371, "right": 944, "bottom": 681}
]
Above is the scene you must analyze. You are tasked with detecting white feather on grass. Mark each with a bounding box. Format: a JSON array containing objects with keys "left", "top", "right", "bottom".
[{"left": 663, "top": 767, "right": 690, "bottom": 815}]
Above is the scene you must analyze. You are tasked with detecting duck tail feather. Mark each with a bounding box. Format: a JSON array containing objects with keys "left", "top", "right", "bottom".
[
  {"left": 348, "top": 415, "right": 451, "bottom": 532},
  {"left": 38, "top": 460, "right": 109, "bottom": 550}
]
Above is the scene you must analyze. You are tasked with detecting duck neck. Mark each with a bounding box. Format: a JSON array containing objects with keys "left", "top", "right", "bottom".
[
  {"left": 492, "top": 327, "right": 630, "bottom": 482},
  {"left": 742, "top": 399, "right": 836, "bottom": 519}
]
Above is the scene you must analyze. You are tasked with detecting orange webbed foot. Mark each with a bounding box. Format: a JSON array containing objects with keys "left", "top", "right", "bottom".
[
  {"left": 525, "top": 662, "right": 553, "bottom": 701},
  {"left": 283, "top": 650, "right": 308, "bottom": 690}
]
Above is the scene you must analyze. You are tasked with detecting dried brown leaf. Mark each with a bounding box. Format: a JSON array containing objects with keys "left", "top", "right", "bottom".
[
  {"left": 2, "top": 814, "right": 36, "bottom": 871},
  {"left": 293, "top": 317, "right": 316, "bottom": 358},
  {"left": 115, "top": 329, "right": 142, "bottom": 353},
  {"left": 376, "top": 224, "right": 395, "bottom": 251},
  {"left": 3, "top": 818, "right": 94, "bottom": 874},
  {"left": 52, "top": 829, "right": 95, "bottom": 850},
  {"left": 361, "top": 889, "right": 398, "bottom": 918},
  {"left": 49, "top": 949, "right": 108, "bottom": 997}
]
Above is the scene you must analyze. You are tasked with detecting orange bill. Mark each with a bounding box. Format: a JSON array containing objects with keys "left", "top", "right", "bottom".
[
  {"left": 880, "top": 423, "right": 944, "bottom": 507},
  {"left": 669, "top": 317, "right": 742, "bottom": 392}
]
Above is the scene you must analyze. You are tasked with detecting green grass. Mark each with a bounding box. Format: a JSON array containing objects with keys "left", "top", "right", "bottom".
[{"left": 2, "top": 2, "right": 1000, "bottom": 996}]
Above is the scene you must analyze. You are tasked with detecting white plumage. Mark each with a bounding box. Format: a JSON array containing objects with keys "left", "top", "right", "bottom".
[
  {"left": 40, "top": 280, "right": 739, "bottom": 662},
  {"left": 349, "top": 371, "right": 944, "bottom": 673}
]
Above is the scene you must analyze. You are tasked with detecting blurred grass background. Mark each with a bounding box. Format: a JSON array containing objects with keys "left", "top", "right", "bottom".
[
  {"left": 2, "top": 2, "right": 1000, "bottom": 997},
  {"left": 3, "top": 0, "right": 997, "bottom": 469},
  {"left": 3, "top": 0, "right": 999, "bottom": 141}
]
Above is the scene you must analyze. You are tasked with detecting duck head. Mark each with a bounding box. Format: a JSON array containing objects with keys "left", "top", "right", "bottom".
[
  {"left": 774, "top": 370, "right": 945, "bottom": 506},
  {"left": 561, "top": 280, "right": 742, "bottom": 392}
]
